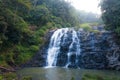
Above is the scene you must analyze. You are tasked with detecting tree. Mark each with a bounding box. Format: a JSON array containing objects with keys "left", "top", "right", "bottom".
[
  {"left": 101, "top": 0, "right": 120, "bottom": 35},
  {"left": 0, "top": 0, "right": 31, "bottom": 51},
  {"left": 25, "top": 4, "right": 51, "bottom": 26}
]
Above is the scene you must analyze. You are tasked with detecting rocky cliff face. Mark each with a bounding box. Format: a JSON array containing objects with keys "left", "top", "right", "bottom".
[
  {"left": 23, "top": 28, "right": 120, "bottom": 70},
  {"left": 78, "top": 30, "right": 120, "bottom": 70}
]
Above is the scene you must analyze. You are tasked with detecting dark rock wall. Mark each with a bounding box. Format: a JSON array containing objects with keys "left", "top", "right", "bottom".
[
  {"left": 78, "top": 30, "right": 120, "bottom": 70},
  {"left": 23, "top": 29, "right": 120, "bottom": 70}
]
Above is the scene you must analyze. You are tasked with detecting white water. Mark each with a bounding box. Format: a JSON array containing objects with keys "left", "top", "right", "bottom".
[
  {"left": 46, "top": 28, "right": 69, "bottom": 67},
  {"left": 65, "top": 29, "right": 80, "bottom": 67},
  {"left": 46, "top": 28, "right": 81, "bottom": 67}
]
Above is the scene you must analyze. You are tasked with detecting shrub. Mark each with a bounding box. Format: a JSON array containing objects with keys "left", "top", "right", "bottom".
[
  {"left": 30, "top": 45, "right": 39, "bottom": 53},
  {"left": 0, "top": 75, "right": 3, "bottom": 80},
  {"left": 3, "top": 72, "right": 17, "bottom": 80},
  {"left": 79, "top": 23, "right": 92, "bottom": 31},
  {"left": 13, "top": 44, "right": 39, "bottom": 65}
]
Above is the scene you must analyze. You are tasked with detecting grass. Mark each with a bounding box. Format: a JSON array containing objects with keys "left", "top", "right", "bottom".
[
  {"left": 0, "top": 72, "right": 32, "bottom": 80},
  {"left": 75, "top": 23, "right": 100, "bottom": 33},
  {"left": 82, "top": 73, "right": 120, "bottom": 80}
]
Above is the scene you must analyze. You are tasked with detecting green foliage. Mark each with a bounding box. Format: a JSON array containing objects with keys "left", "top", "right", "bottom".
[
  {"left": 2, "top": 72, "right": 17, "bottom": 80},
  {"left": 0, "top": 55, "right": 8, "bottom": 67},
  {"left": 80, "top": 23, "right": 92, "bottom": 31},
  {"left": 0, "top": 75, "right": 3, "bottom": 80},
  {"left": 30, "top": 45, "right": 39, "bottom": 53},
  {"left": 100, "top": 0, "right": 120, "bottom": 35},
  {"left": 0, "top": 72, "right": 32, "bottom": 80},
  {"left": 36, "top": 29, "right": 46, "bottom": 36},
  {"left": 92, "top": 30, "right": 100, "bottom": 33},
  {"left": 45, "top": 0, "right": 79, "bottom": 26},
  {"left": 77, "top": 23, "right": 99, "bottom": 33},
  {"left": 13, "top": 44, "right": 38, "bottom": 65},
  {"left": 0, "top": 0, "right": 80, "bottom": 67},
  {"left": 71, "top": 77, "right": 75, "bottom": 80},
  {"left": 115, "top": 27, "right": 120, "bottom": 34},
  {"left": 0, "top": 0, "right": 30, "bottom": 52},
  {"left": 25, "top": 4, "right": 50, "bottom": 26},
  {"left": 66, "top": 23, "right": 71, "bottom": 27},
  {"left": 25, "top": 0, "right": 79, "bottom": 27}
]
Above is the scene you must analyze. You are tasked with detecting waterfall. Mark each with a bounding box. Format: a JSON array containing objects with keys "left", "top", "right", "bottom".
[
  {"left": 46, "top": 28, "right": 81, "bottom": 68},
  {"left": 65, "top": 30, "right": 80, "bottom": 68}
]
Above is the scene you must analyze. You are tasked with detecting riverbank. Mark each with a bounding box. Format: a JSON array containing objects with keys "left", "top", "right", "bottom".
[{"left": 0, "top": 72, "right": 32, "bottom": 80}]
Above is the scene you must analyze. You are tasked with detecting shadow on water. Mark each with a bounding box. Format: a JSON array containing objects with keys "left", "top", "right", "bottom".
[{"left": 17, "top": 67, "right": 120, "bottom": 80}]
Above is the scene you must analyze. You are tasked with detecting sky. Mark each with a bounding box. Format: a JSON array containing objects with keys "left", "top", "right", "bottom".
[{"left": 70, "top": 0, "right": 101, "bottom": 14}]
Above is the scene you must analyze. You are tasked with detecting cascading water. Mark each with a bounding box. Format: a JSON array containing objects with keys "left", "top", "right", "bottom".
[
  {"left": 65, "top": 29, "right": 80, "bottom": 68},
  {"left": 46, "top": 28, "right": 69, "bottom": 67},
  {"left": 46, "top": 28, "right": 81, "bottom": 68}
]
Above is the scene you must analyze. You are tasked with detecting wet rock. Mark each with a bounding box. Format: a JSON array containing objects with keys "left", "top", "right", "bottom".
[
  {"left": 78, "top": 30, "right": 120, "bottom": 70},
  {"left": 23, "top": 28, "right": 120, "bottom": 70}
]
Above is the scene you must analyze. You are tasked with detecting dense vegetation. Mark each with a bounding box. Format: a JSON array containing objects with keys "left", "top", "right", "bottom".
[
  {"left": 0, "top": 0, "right": 80, "bottom": 68},
  {"left": 101, "top": 0, "right": 120, "bottom": 36}
]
